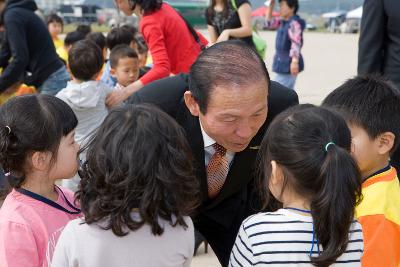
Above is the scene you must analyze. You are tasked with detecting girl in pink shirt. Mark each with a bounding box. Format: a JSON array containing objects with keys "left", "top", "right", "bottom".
[{"left": 0, "top": 94, "right": 81, "bottom": 267}]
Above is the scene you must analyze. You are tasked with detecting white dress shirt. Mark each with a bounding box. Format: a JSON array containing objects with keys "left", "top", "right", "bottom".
[{"left": 200, "top": 122, "right": 235, "bottom": 167}]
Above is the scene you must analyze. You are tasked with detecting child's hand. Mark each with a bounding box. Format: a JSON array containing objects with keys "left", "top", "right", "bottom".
[
  {"left": 290, "top": 61, "right": 299, "bottom": 75},
  {"left": 106, "top": 89, "right": 128, "bottom": 107}
]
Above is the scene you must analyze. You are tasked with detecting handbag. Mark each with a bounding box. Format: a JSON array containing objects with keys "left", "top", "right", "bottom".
[{"left": 230, "top": 0, "right": 267, "bottom": 58}]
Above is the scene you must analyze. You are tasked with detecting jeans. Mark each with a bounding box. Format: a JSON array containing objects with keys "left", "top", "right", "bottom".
[
  {"left": 274, "top": 73, "right": 297, "bottom": 90},
  {"left": 38, "top": 66, "right": 70, "bottom": 95}
]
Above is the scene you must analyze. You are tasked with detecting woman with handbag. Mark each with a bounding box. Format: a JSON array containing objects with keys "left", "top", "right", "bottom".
[
  {"left": 107, "top": 0, "right": 208, "bottom": 107},
  {"left": 205, "top": 0, "right": 253, "bottom": 47}
]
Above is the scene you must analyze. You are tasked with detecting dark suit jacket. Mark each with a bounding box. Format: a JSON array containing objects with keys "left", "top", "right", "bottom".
[
  {"left": 358, "top": 0, "right": 400, "bottom": 87},
  {"left": 358, "top": 0, "right": 400, "bottom": 172},
  {"left": 128, "top": 73, "right": 299, "bottom": 266}
]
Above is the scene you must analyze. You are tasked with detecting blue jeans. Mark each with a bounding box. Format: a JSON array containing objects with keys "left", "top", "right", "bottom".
[
  {"left": 38, "top": 66, "right": 70, "bottom": 95},
  {"left": 274, "top": 73, "right": 297, "bottom": 90}
]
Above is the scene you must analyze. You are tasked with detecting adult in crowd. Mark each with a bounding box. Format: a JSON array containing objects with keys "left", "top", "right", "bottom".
[
  {"left": 107, "top": 0, "right": 208, "bottom": 106},
  {"left": 0, "top": 0, "right": 69, "bottom": 94},
  {"left": 358, "top": 0, "right": 400, "bottom": 88},
  {"left": 206, "top": 0, "right": 253, "bottom": 47},
  {"left": 128, "top": 41, "right": 299, "bottom": 266},
  {"left": 358, "top": 0, "right": 400, "bottom": 171}
]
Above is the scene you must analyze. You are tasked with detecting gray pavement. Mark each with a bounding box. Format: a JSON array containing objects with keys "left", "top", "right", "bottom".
[{"left": 191, "top": 30, "right": 359, "bottom": 266}]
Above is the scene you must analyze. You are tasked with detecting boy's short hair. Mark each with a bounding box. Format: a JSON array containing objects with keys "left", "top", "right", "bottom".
[
  {"left": 106, "top": 27, "right": 135, "bottom": 51},
  {"left": 86, "top": 32, "right": 106, "bottom": 51},
  {"left": 68, "top": 40, "right": 104, "bottom": 81},
  {"left": 121, "top": 24, "right": 138, "bottom": 37},
  {"left": 64, "top": 31, "right": 86, "bottom": 47},
  {"left": 46, "top": 13, "right": 63, "bottom": 27},
  {"left": 76, "top": 24, "right": 91, "bottom": 37},
  {"left": 110, "top": 44, "right": 138, "bottom": 69},
  {"left": 322, "top": 75, "right": 400, "bottom": 153},
  {"left": 136, "top": 36, "right": 148, "bottom": 54},
  {"left": 279, "top": 0, "right": 299, "bottom": 14}
]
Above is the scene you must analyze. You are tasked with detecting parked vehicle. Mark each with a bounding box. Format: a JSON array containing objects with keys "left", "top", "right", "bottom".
[
  {"left": 57, "top": 4, "right": 101, "bottom": 24},
  {"left": 166, "top": 0, "right": 208, "bottom": 26}
]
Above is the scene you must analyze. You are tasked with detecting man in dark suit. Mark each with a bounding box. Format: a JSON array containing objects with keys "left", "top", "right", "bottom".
[
  {"left": 128, "top": 41, "right": 298, "bottom": 266},
  {"left": 358, "top": 0, "right": 400, "bottom": 171},
  {"left": 358, "top": 0, "right": 400, "bottom": 88}
]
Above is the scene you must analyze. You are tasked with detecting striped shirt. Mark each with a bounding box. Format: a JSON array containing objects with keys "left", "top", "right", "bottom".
[{"left": 229, "top": 209, "right": 363, "bottom": 266}]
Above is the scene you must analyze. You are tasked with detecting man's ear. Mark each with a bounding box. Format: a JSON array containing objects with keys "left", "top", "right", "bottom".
[
  {"left": 376, "top": 132, "right": 395, "bottom": 155},
  {"left": 184, "top": 91, "right": 200, "bottom": 117}
]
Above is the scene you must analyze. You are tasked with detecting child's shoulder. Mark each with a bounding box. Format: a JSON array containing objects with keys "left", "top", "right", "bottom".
[
  {"left": 242, "top": 210, "right": 288, "bottom": 228},
  {"left": 0, "top": 190, "right": 38, "bottom": 226}
]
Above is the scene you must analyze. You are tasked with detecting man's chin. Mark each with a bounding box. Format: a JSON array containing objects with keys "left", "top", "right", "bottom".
[{"left": 227, "top": 142, "right": 250, "bottom": 152}]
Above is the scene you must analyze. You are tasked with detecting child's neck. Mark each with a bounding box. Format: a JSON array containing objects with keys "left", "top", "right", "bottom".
[
  {"left": 72, "top": 78, "right": 93, "bottom": 85},
  {"left": 362, "top": 159, "right": 390, "bottom": 181},
  {"left": 21, "top": 175, "right": 58, "bottom": 201},
  {"left": 283, "top": 13, "right": 294, "bottom": 21},
  {"left": 282, "top": 198, "right": 311, "bottom": 215}
]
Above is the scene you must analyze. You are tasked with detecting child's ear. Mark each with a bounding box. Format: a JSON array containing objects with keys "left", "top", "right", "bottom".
[
  {"left": 270, "top": 160, "right": 284, "bottom": 185},
  {"left": 30, "top": 151, "right": 52, "bottom": 171},
  {"left": 130, "top": 41, "right": 138, "bottom": 51},
  {"left": 110, "top": 68, "right": 116, "bottom": 77},
  {"left": 269, "top": 160, "right": 285, "bottom": 201},
  {"left": 376, "top": 132, "right": 395, "bottom": 155}
]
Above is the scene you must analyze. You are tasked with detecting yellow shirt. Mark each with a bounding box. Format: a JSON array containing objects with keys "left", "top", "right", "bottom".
[{"left": 356, "top": 166, "right": 400, "bottom": 267}]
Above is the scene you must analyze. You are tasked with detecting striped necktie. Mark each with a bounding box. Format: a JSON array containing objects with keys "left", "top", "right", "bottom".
[{"left": 207, "top": 143, "right": 229, "bottom": 198}]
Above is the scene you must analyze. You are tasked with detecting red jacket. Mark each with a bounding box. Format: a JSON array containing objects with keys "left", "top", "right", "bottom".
[{"left": 139, "top": 3, "right": 208, "bottom": 85}]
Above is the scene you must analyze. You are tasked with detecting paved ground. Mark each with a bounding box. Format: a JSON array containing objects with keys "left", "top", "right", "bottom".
[{"left": 191, "top": 30, "right": 359, "bottom": 267}]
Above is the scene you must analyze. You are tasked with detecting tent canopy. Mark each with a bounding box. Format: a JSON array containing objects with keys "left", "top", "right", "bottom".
[{"left": 346, "top": 6, "right": 362, "bottom": 19}]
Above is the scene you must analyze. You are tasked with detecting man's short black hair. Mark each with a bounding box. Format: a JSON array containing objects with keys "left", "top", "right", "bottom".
[
  {"left": 86, "top": 32, "right": 106, "bottom": 51},
  {"left": 279, "top": 0, "right": 299, "bottom": 14},
  {"left": 110, "top": 44, "right": 138, "bottom": 69},
  {"left": 64, "top": 31, "right": 86, "bottom": 47},
  {"left": 322, "top": 75, "right": 400, "bottom": 154},
  {"left": 189, "top": 40, "right": 270, "bottom": 114},
  {"left": 68, "top": 40, "right": 104, "bottom": 81},
  {"left": 106, "top": 27, "right": 135, "bottom": 50}
]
